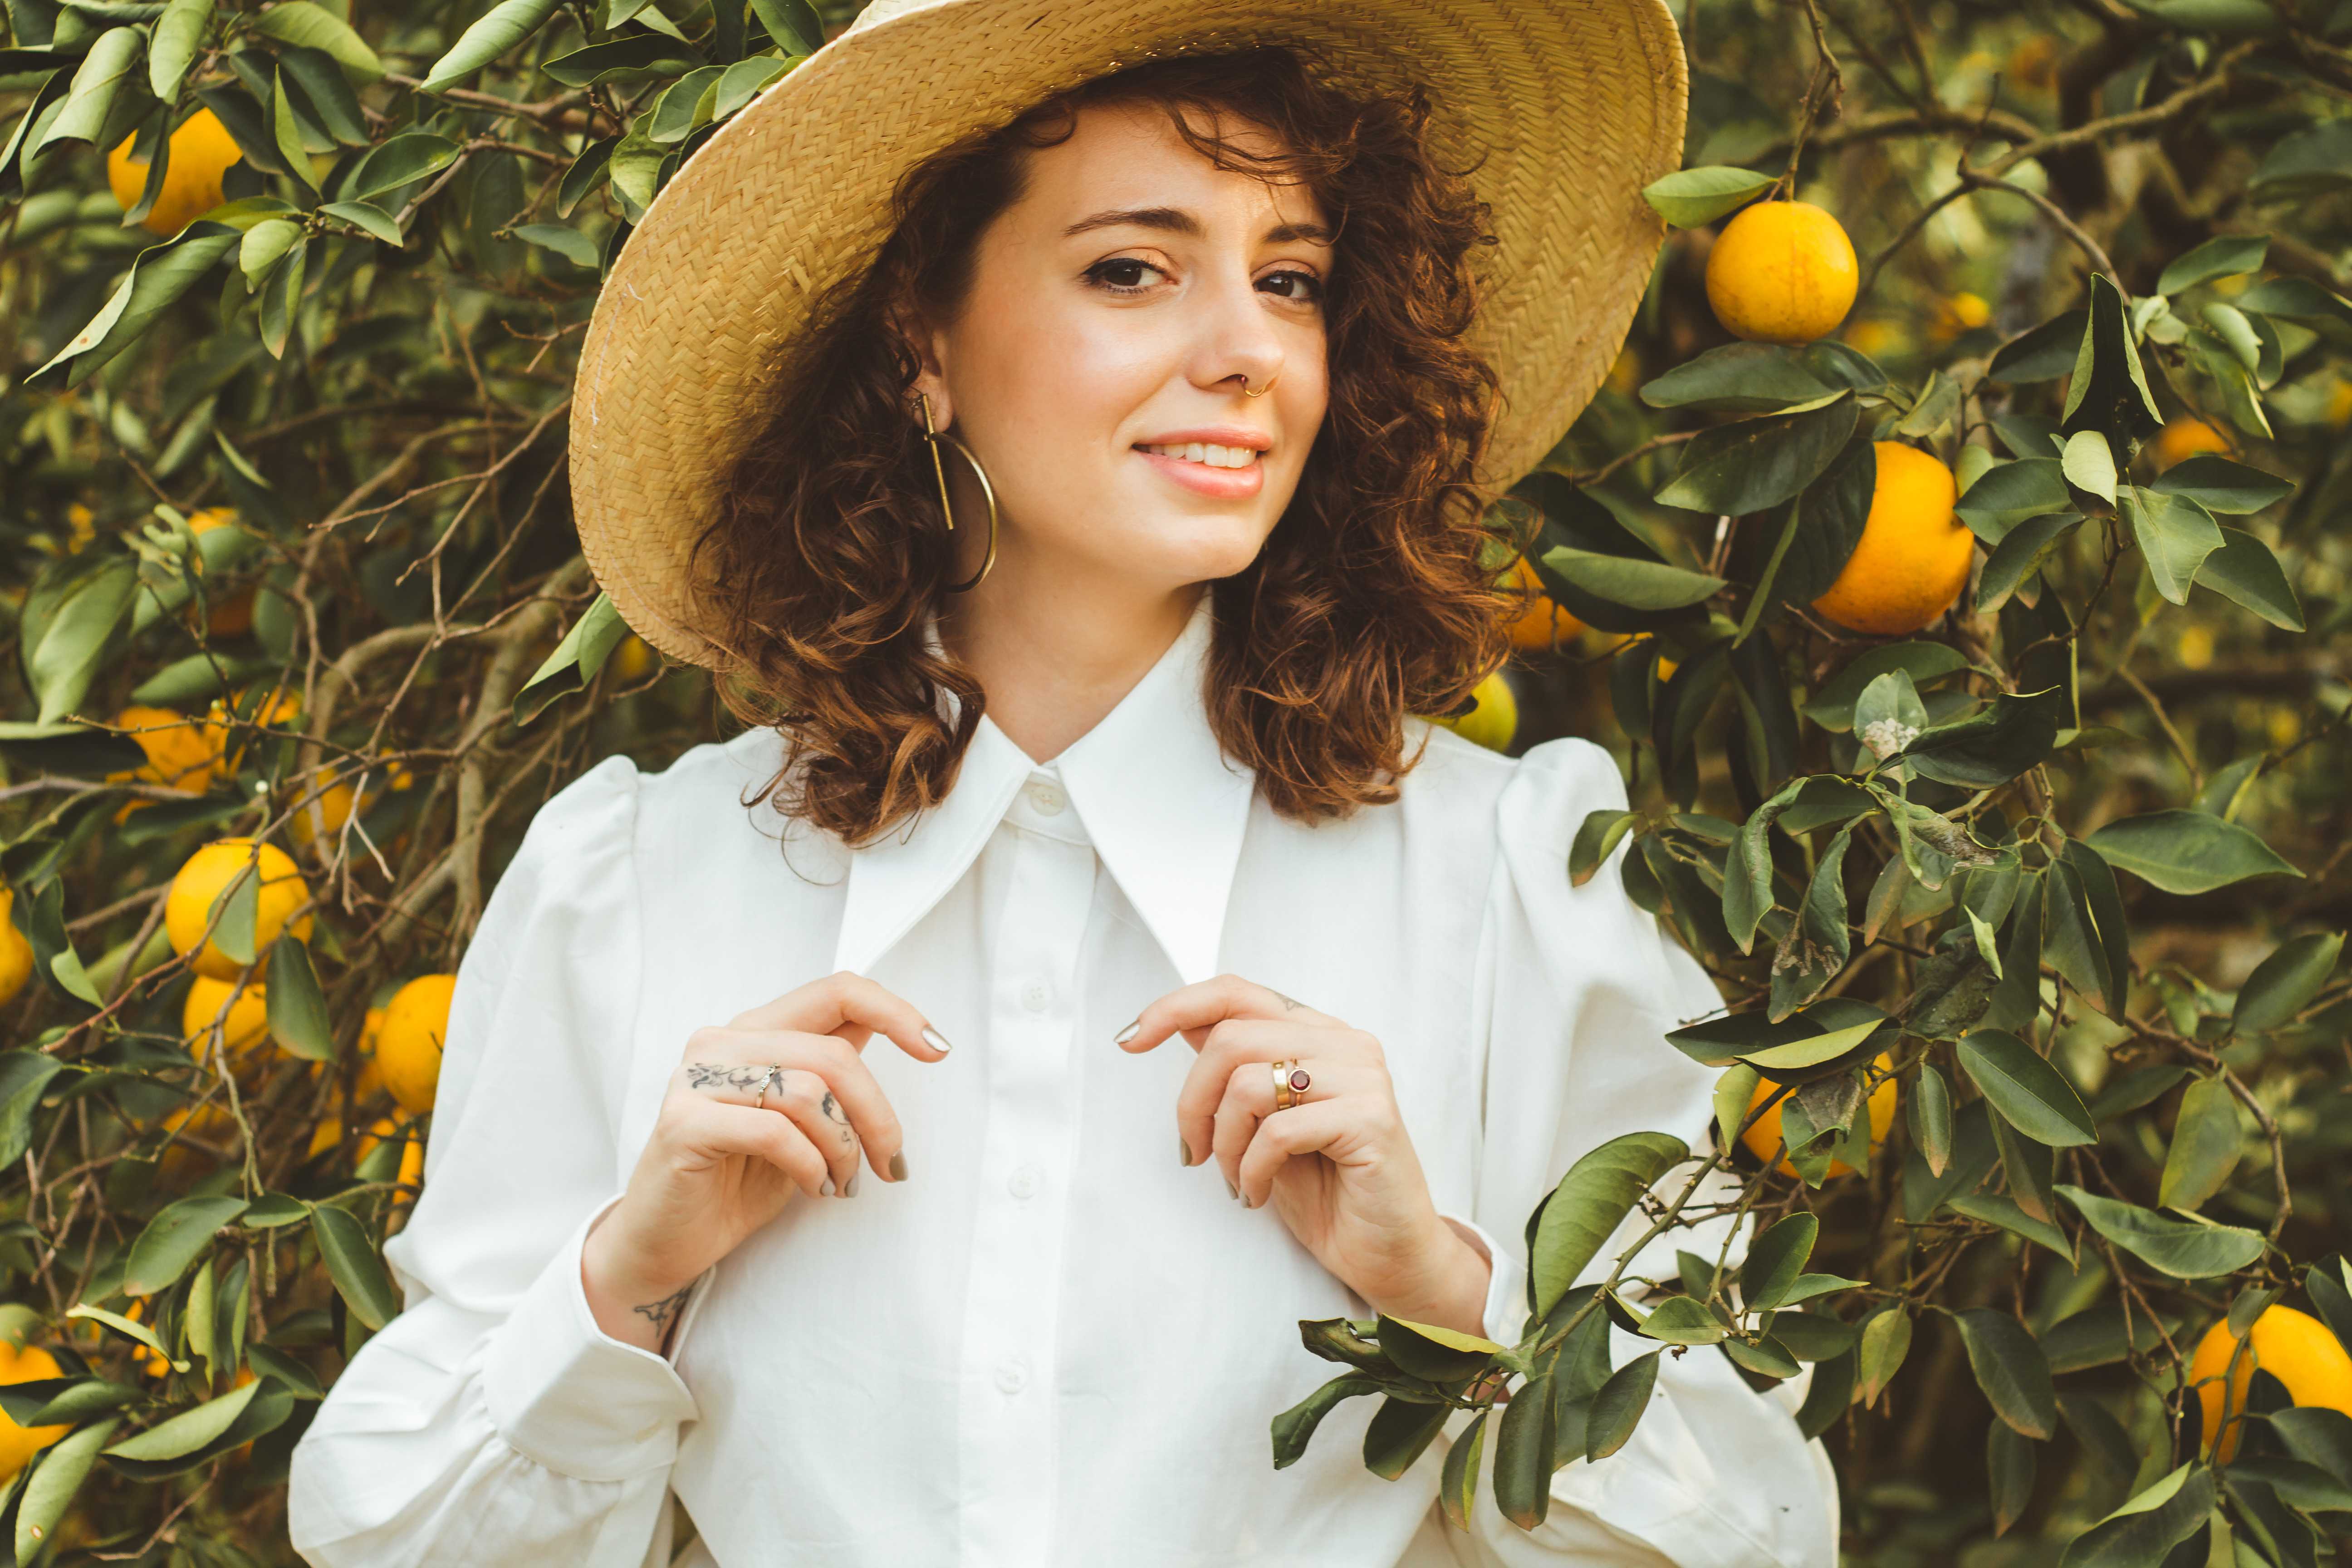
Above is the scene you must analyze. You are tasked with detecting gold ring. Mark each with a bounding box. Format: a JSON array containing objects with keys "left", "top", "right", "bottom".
[
  {"left": 1271, "top": 1058, "right": 1311, "bottom": 1111},
  {"left": 754, "top": 1063, "right": 783, "bottom": 1111}
]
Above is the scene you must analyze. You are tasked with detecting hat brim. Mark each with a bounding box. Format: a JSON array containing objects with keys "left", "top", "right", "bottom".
[{"left": 570, "top": 0, "right": 1688, "bottom": 666}]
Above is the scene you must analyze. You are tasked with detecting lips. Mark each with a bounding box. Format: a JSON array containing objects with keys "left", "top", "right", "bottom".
[{"left": 1133, "top": 446, "right": 1265, "bottom": 499}]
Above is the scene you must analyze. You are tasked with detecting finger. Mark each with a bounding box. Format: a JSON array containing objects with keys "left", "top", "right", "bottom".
[
  {"left": 678, "top": 1027, "right": 909, "bottom": 1181},
  {"left": 1115, "top": 972, "right": 1343, "bottom": 1056},
  {"left": 766, "top": 1068, "right": 865, "bottom": 1196},
  {"left": 1235, "top": 1100, "right": 1356, "bottom": 1209},
  {"left": 1173, "top": 1017, "right": 1308, "bottom": 1159},
  {"left": 1212, "top": 1056, "right": 1351, "bottom": 1191},
  {"left": 684, "top": 1098, "right": 830, "bottom": 1201},
  {"left": 723, "top": 970, "right": 954, "bottom": 1064}
]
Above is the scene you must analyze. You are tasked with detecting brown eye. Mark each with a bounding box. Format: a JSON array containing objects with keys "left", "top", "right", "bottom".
[
  {"left": 1085, "top": 258, "right": 1165, "bottom": 294},
  {"left": 1259, "top": 270, "right": 1324, "bottom": 303}
]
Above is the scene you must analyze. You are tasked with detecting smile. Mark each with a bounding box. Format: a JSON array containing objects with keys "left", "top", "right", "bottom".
[{"left": 1135, "top": 441, "right": 1259, "bottom": 469}]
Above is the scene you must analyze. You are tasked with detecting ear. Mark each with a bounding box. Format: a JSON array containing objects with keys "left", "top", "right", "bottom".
[{"left": 890, "top": 304, "right": 955, "bottom": 430}]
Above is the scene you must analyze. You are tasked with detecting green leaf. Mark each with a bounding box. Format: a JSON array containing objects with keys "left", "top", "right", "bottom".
[
  {"left": 1976, "top": 512, "right": 2082, "bottom": 615},
  {"left": 1723, "top": 777, "right": 1804, "bottom": 953},
  {"left": 2059, "top": 275, "right": 2163, "bottom": 446},
  {"left": 33, "top": 25, "right": 140, "bottom": 152},
  {"left": 268, "top": 65, "right": 314, "bottom": 193},
  {"left": 2120, "top": 486, "right": 2224, "bottom": 607},
  {"left": 514, "top": 593, "right": 633, "bottom": 724},
  {"left": 1857, "top": 1307, "right": 1912, "bottom": 1406},
  {"left": 265, "top": 934, "right": 335, "bottom": 1061},
  {"left": 1654, "top": 396, "right": 1858, "bottom": 516},
  {"left": 0, "top": 1052, "right": 64, "bottom": 1168},
  {"left": 2158, "top": 1075, "right": 2242, "bottom": 1212},
  {"left": 2056, "top": 1185, "right": 2266, "bottom": 1277},
  {"left": 1638, "top": 342, "right": 1833, "bottom": 413},
  {"left": 2237, "top": 276, "right": 2352, "bottom": 329},
  {"left": 1989, "top": 310, "right": 2088, "bottom": 383},
  {"left": 1803, "top": 642, "right": 1967, "bottom": 732},
  {"left": 2058, "top": 1465, "right": 2215, "bottom": 1568},
  {"left": 309, "top": 1204, "right": 402, "bottom": 1329},
  {"left": 2251, "top": 120, "right": 2352, "bottom": 202},
  {"left": 1896, "top": 691, "right": 2062, "bottom": 789},
  {"left": 148, "top": 0, "right": 213, "bottom": 99},
  {"left": 2085, "top": 809, "right": 2299, "bottom": 896},
  {"left": 2147, "top": 455, "right": 2292, "bottom": 514},
  {"left": 319, "top": 199, "right": 402, "bottom": 245},
  {"left": 1956, "top": 1030, "right": 2096, "bottom": 1147},
  {"left": 2157, "top": 234, "right": 2269, "bottom": 295},
  {"left": 277, "top": 42, "right": 369, "bottom": 147},
  {"left": 1491, "top": 1365, "right": 1554, "bottom": 1525},
  {"left": 1741, "top": 1212, "right": 1818, "bottom": 1311},
  {"left": 1953, "top": 1308, "right": 2058, "bottom": 1439},
  {"left": 345, "top": 132, "right": 461, "bottom": 202},
  {"left": 1528, "top": 1133, "right": 1688, "bottom": 1318},
  {"left": 1362, "top": 1394, "right": 1451, "bottom": 1482},
  {"left": 238, "top": 216, "right": 300, "bottom": 291},
  {"left": 1955, "top": 460, "right": 2070, "bottom": 543},
  {"left": 541, "top": 33, "right": 704, "bottom": 87},
  {"left": 1438, "top": 1408, "right": 1486, "bottom": 1532},
  {"left": 1537, "top": 546, "right": 1723, "bottom": 612},
  {"left": 15, "top": 1417, "right": 119, "bottom": 1562},
  {"left": 2195, "top": 528, "right": 2303, "bottom": 632},
  {"left": 513, "top": 223, "right": 599, "bottom": 269},
  {"left": 1988, "top": 1420, "right": 2038, "bottom": 1536},
  {"left": 23, "top": 554, "right": 137, "bottom": 724},
  {"left": 103, "top": 1378, "right": 260, "bottom": 1462},
  {"left": 33, "top": 232, "right": 241, "bottom": 389},
  {"left": 2043, "top": 1302, "right": 2182, "bottom": 1373},
  {"left": 2118, "top": 0, "right": 2280, "bottom": 28},
  {"left": 1634, "top": 1295, "right": 1726, "bottom": 1345},
  {"left": 123, "top": 1195, "right": 247, "bottom": 1296},
  {"left": 2060, "top": 430, "right": 2116, "bottom": 506},
  {"left": 1909, "top": 1063, "right": 1953, "bottom": 1177},
  {"left": 1640, "top": 165, "right": 1775, "bottom": 227},
  {"left": 746, "top": 0, "right": 823, "bottom": 50},
  {"left": 421, "top": 0, "right": 564, "bottom": 93},
  {"left": 2233, "top": 931, "right": 2341, "bottom": 1034},
  {"left": 1584, "top": 1349, "right": 1661, "bottom": 1459},
  {"left": 1570, "top": 810, "right": 1635, "bottom": 887},
  {"left": 250, "top": 0, "right": 383, "bottom": 83}
]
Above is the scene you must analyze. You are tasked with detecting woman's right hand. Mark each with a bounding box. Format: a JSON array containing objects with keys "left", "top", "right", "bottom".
[{"left": 579, "top": 971, "right": 952, "bottom": 1352}]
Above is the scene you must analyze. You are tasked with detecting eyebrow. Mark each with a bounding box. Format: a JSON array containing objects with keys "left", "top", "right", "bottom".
[{"left": 1060, "top": 206, "right": 1334, "bottom": 245}]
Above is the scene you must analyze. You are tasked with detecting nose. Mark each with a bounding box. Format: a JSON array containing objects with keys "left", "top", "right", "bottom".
[{"left": 1187, "top": 270, "right": 1285, "bottom": 400}]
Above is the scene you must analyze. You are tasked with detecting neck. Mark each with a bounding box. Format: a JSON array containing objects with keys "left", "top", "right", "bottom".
[{"left": 935, "top": 557, "right": 1204, "bottom": 767}]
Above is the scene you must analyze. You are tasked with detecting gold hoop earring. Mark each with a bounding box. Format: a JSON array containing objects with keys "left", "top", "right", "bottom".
[
  {"left": 1243, "top": 374, "right": 1278, "bottom": 398},
  {"left": 919, "top": 391, "right": 998, "bottom": 594}
]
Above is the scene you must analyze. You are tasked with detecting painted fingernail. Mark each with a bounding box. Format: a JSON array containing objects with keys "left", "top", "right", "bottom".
[
  {"left": 1178, "top": 1134, "right": 1191, "bottom": 1167},
  {"left": 821, "top": 1176, "right": 835, "bottom": 1196},
  {"left": 889, "top": 1150, "right": 908, "bottom": 1182},
  {"left": 845, "top": 1170, "right": 860, "bottom": 1197},
  {"left": 921, "top": 1026, "right": 953, "bottom": 1055},
  {"left": 1113, "top": 1019, "right": 1141, "bottom": 1045},
  {"left": 1225, "top": 1175, "right": 1239, "bottom": 1200}
]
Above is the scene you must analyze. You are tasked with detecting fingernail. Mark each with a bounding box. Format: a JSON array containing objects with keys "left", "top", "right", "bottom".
[
  {"left": 846, "top": 1170, "right": 860, "bottom": 1197},
  {"left": 1113, "top": 1019, "right": 1141, "bottom": 1045},
  {"left": 922, "top": 1025, "right": 953, "bottom": 1055},
  {"left": 1225, "top": 1175, "right": 1238, "bottom": 1200},
  {"left": 889, "top": 1150, "right": 908, "bottom": 1182},
  {"left": 821, "top": 1176, "right": 835, "bottom": 1196},
  {"left": 1178, "top": 1134, "right": 1191, "bottom": 1167}
]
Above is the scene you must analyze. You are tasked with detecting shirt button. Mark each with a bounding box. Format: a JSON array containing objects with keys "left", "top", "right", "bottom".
[
  {"left": 1008, "top": 1164, "right": 1040, "bottom": 1199},
  {"left": 995, "top": 1356, "right": 1029, "bottom": 1394},
  {"left": 1025, "top": 779, "right": 1065, "bottom": 815},
  {"left": 1021, "top": 981, "right": 1051, "bottom": 1012}
]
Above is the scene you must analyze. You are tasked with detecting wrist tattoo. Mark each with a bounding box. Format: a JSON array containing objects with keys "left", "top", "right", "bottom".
[
  {"left": 634, "top": 1282, "right": 694, "bottom": 1335},
  {"left": 688, "top": 1062, "right": 775, "bottom": 1094}
]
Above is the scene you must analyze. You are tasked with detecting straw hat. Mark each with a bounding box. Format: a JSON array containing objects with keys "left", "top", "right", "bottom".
[{"left": 569, "top": 0, "right": 1689, "bottom": 666}]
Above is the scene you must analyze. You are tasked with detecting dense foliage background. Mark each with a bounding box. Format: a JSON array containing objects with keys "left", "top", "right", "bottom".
[{"left": 0, "top": 0, "right": 2349, "bottom": 1561}]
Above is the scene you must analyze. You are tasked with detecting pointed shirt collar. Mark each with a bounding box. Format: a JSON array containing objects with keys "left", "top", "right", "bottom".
[{"left": 830, "top": 593, "right": 1256, "bottom": 988}]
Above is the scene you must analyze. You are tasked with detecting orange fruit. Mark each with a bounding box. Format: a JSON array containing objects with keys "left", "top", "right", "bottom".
[
  {"left": 2189, "top": 1306, "right": 2352, "bottom": 1464},
  {"left": 117, "top": 1300, "right": 173, "bottom": 1380},
  {"left": 1502, "top": 556, "right": 1586, "bottom": 652},
  {"left": 1741, "top": 1054, "right": 1898, "bottom": 1178},
  {"left": 1930, "top": 291, "right": 1991, "bottom": 343},
  {"left": 611, "top": 634, "right": 657, "bottom": 683},
  {"left": 0, "top": 1342, "right": 71, "bottom": 1480},
  {"left": 2152, "top": 416, "right": 2230, "bottom": 470},
  {"left": 1427, "top": 669, "right": 1518, "bottom": 753},
  {"left": 1811, "top": 443, "right": 1971, "bottom": 636},
  {"left": 0, "top": 889, "right": 33, "bottom": 1010},
  {"left": 106, "top": 108, "right": 245, "bottom": 238},
  {"left": 289, "top": 777, "right": 368, "bottom": 853},
  {"left": 164, "top": 839, "right": 314, "bottom": 981},
  {"left": 181, "top": 976, "right": 270, "bottom": 1070},
  {"left": 1705, "top": 200, "right": 1860, "bottom": 345},
  {"left": 187, "top": 507, "right": 256, "bottom": 638},
  {"left": 378, "top": 975, "right": 456, "bottom": 1115},
  {"left": 109, "top": 704, "right": 223, "bottom": 795}
]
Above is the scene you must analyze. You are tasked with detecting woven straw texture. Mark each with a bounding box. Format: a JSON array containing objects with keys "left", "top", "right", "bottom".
[{"left": 570, "top": 0, "right": 1688, "bottom": 665}]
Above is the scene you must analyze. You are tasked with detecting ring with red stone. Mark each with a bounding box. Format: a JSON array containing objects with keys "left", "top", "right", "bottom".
[{"left": 1271, "top": 1059, "right": 1311, "bottom": 1111}]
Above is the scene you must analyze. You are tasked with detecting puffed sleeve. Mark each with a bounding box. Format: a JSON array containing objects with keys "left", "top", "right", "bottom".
[
  {"left": 287, "top": 755, "right": 702, "bottom": 1568},
  {"left": 1432, "top": 737, "right": 1841, "bottom": 1568}
]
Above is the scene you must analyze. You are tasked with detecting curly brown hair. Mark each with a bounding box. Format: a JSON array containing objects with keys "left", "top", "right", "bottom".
[{"left": 691, "top": 42, "right": 1514, "bottom": 849}]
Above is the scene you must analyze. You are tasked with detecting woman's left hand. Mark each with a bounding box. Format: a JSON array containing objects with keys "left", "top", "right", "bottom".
[{"left": 1117, "top": 974, "right": 1493, "bottom": 1339}]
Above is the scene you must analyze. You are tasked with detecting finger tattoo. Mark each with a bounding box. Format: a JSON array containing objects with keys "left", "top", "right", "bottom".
[
  {"left": 1272, "top": 991, "right": 1303, "bottom": 1011},
  {"left": 634, "top": 1283, "right": 694, "bottom": 1334},
  {"left": 821, "top": 1089, "right": 855, "bottom": 1146},
  {"left": 687, "top": 1062, "right": 774, "bottom": 1093}
]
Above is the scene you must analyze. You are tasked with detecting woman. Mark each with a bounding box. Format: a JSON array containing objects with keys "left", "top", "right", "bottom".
[{"left": 289, "top": 2, "right": 1838, "bottom": 1564}]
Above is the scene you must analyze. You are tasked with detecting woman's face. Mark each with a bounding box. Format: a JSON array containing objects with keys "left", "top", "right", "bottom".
[{"left": 911, "top": 100, "right": 1333, "bottom": 598}]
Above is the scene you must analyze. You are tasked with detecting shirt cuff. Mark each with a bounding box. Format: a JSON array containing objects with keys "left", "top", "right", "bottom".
[
  {"left": 479, "top": 1192, "right": 705, "bottom": 1482},
  {"left": 1437, "top": 1210, "right": 1529, "bottom": 1346}
]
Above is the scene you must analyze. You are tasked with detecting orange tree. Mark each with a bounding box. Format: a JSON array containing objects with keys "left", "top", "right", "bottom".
[{"left": 1, "top": 0, "right": 2351, "bottom": 1561}]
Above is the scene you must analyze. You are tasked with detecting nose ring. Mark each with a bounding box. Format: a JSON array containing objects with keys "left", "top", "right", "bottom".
[{"left": 1243, "top": 374, "right": 1278, "bottom": 398}]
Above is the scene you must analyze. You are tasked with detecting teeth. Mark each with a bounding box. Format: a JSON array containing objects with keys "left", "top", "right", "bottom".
[{"left": 1141, "top": 442, "right": 1260, "bottom": 468}]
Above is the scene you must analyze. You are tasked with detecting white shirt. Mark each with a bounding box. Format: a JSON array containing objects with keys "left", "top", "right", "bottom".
[{"left": 285, "top": 593, "right": 1838, "bottom": 1568}]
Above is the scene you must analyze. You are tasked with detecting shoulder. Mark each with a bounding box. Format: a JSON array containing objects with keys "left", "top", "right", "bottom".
[
  {"left": 513, "top": 726, "right": 798, "bottom": 867},
  {"left": 1396, "top": 719, "right": 1628, "bottom": 859}
]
